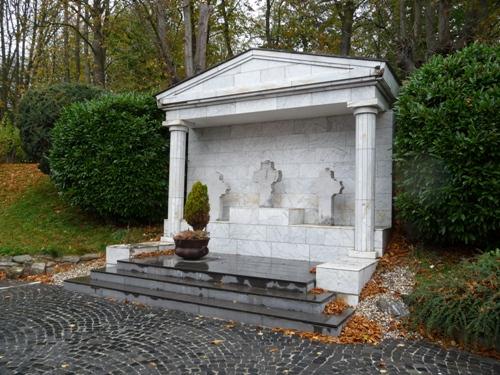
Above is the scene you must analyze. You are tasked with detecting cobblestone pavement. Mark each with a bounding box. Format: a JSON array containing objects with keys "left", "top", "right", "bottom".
[{"left": 0, "top": 284, "right": 498, "bottom": 375}]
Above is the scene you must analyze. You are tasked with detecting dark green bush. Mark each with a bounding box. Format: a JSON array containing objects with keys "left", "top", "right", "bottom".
[
  {"left": 184, "top": 181, "right": 210, "bottom": 231},
  {"left": 16, "top": 83, "right": 103, "bottom": 173},
  {"left": 408, "top": 250, "right": 499, "bottom": 350},
  {"left": 394, "top": 43, "right": 500, "bottom": 246},
  {"left": 49, "top": 93, "right": 168, "bottom": 222}
]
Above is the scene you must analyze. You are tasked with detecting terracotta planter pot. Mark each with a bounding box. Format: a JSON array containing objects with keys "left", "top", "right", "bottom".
[{"left": 174, "top": 238, "right": 210, "bottom": 260}]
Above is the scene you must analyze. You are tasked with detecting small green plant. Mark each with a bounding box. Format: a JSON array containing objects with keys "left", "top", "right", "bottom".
[
  {"left": 184, "top": 181, "right": 210, "bottom": 231},
  {"left": 0, "top": 116, "right": 25, "bottom": 162},
  {"left": 408, "top": 250, "right": 499, "bottom": 350}
]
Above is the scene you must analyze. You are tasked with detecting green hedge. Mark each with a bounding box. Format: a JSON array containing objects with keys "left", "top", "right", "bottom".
[
  {"left": 394, "top": 43, "right": 500, "bottom": 246},
  {"left": 49, "top": 93, "right": 168, "bottom": 222},
  {"left": 408, "top": 250, "right": 499, "bottom": 350},
  {"left": 16, "top": 83, "right": 103, "bottom": 173}
]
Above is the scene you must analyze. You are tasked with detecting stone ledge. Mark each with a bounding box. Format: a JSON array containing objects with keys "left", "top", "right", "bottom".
[
  {"left": 105, "top": 242, "right": 174, "bottom": 266},
  {"left": 316, "top": 256, "right": 378, "bottom": 306}
]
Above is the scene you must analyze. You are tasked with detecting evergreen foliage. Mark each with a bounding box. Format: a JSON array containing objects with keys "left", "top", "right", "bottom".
[
  {"left": 394, "top": 43, "right": 500, "bottom": 246},
  {"left": 184, "top": 181, "right": 210, "bottom": 231},
  {"left": 16, "top": 83, "right": 104, "bottom": 173},
  {"left": 49, "top": 93, "right": 167, "bottom": 222},
  {"left": 408, "top": 250, "right": 500, "bottom": 350}
]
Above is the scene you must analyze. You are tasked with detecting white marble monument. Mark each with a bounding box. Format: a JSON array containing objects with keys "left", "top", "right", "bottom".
[{"left": 156, "top": 49, "right": 399, "bottom": 304}]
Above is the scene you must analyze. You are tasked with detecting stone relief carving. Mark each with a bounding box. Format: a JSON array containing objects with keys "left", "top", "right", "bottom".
[
  {"left": 315, "top": 168, "right": 343, "bottom": 225},
  {"left": 208, "top": 171, "right": 230, "bottom": 221},
  {"left": 252, "top": 160, "right": 282, "bottom": 208}
]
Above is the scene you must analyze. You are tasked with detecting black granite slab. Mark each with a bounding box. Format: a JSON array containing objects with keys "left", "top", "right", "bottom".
[
  {"left": 65, "top": 276, "right": 353, "bottom": 333},
  {"left": 120, "top": 253, "right": 317, "bottom": 285},
  {"left": 92, "top": 266, "right": 333, "bottom": 303}
]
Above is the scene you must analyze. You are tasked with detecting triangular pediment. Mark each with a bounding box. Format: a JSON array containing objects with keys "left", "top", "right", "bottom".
[{"left": 156, "top": 49, "right": 393, "bottom": 106}]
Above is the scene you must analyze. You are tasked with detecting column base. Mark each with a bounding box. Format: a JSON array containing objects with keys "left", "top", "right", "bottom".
[
  {"left": 316, "top": 256, "right": 378, "bottom": 306},
  {"left": 348, "top": 250, "right": 378, "bottom": 259}
]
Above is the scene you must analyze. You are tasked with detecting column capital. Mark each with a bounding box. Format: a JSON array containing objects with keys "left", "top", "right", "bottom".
[
  {"left": 347, "top": 98, "right": 385, "bottom": 115},
  {"left": 162, "top": 119, "right": 191, "bottom": 132}
]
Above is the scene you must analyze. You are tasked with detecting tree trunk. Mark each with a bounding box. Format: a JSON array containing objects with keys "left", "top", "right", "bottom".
[
  {"left": 425, "top": 0, "right": 436, "bottom": 58},
  {"left": 74, "top": 0, "right": 81, "bottom": 81},
  {"left": 265, "top": 0, "right": 272, "bottom": 47},
  {"left": 182, "top": 0, "right": 194, "bottom": 77},
  {"left": 194, "top": 3, "right": 211, "bottom": 74},
  {"left": 437, "top": 0, "right": 451, "bottom": 53},
  {"left": 220, "top": 0, "right": 233, "bottom": 57},
  {"left": 156, "top": 0, "right": 179, "bottom": 83},
  {"left": 91, "top": 0, "right": 107, "bottom": 87},
  {"left": 83, "top": 5, "right": 91, "bottom": 83},
  {"left": 398, "top": 0, "right": 416, "bottom": 74},
  {"left": 339, "top": 0, "right": 356, "bottom": 56},
  {"left": 413, "top": 0, "right": 422, "bottom": 65},
  {"left": 63, "top": 0, "right": 70, "bottom": 82}
]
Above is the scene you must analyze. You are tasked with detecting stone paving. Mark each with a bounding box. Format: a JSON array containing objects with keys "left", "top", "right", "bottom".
[{"left": 0, "top": 284, "right": 498, "bottom": 375}]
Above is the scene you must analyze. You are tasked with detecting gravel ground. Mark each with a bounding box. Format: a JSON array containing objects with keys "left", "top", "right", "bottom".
[
  {"left": 51, "top": 258, "right": 105, "bottom": 285},
  {"left": 356, "top": 265, "right": 418, "bottom": 340}
]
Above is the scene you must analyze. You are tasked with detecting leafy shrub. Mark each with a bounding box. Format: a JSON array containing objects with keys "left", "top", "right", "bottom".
[
  {"left": 49, "top": 93, "right": 167, "bottom": 222},
  {"left": 0, "top": 117, "right": 25, "bottom": 162},
  {"left": 184, "top": 181, "right": 210, "bottom": 231},
  {"left": 408, "top": 250, "right": 499, "bottom": 350},
  {"left": 16, "top": 83, "right": 103, "bottom": 173},
  {"left": 394, "top": 43, "right": 500, "bottom": 246}
]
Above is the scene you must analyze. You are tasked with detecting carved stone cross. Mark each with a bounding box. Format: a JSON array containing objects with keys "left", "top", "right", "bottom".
[
  {"left": 208, "top": 171, "right": 230, "bottom": 221},
  {"left": 315, "top": 168, "right": 343, "bottom": 225},
  {"left": 252, "top": 160, "right": 282, "bottom": 207}
]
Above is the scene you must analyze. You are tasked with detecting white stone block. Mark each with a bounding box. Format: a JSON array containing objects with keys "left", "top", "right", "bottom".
[
  {"left": 229, "top": 207, "right": 259, "bottom": 224},
  {"left": 271, "top": 242, "right": 309, "bottom": 261},
  {"left": 237, "top": 240, "right": 272, "bottom": 257},
  {"left": 229, "top": 223, "right": 267, "bottom": 241},
  {"left": 106, "top": 244, "right": 131, "bottom": 266},
  {"left": 234, "top": 70, "right": 261, "bottom": 87},
  {"left": 266, "top": 225, "right": 306, "bottom": 244},
  {"left": 105, "top": 242, "right": 173, "bottom": 266},
  {"left": 316, "top": 256, "right": 378, "bottom": 297},
  {"left": 258, "top": 208, "right": 305, "bottom": 225},
  {"left": 207, "top": 222, "right": 230, "bottom": 238},
  {"left": 209, "top": 238, "right": 237, "bottom": 254},
  {"left": 309, "top": 245, "right": 349, "bottom": 262}
]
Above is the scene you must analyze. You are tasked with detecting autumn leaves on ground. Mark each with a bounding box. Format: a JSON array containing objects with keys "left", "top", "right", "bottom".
[{"left": 0, "top": 163, "right": 161, "bottom": 256}]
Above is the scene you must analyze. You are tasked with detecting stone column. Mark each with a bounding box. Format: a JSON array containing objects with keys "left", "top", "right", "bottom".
[
  {"left": 161, "top": 120, "right": 189, "bottom": 242},
  {"left": 350, "top": 105, "right": 378, "bottom": 258}
]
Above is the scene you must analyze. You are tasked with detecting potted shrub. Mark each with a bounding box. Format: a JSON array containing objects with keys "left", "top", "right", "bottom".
[{"left": 174, "top": 181, "right": 210, "bottom": 260}]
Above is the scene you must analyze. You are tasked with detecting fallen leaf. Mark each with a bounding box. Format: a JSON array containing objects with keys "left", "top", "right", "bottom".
[
  {"left": 323, "top": 299, "right": 349, "bottom": 315},
  {"left": 309, "top": 287, "right": 326, "bottom": 295}
]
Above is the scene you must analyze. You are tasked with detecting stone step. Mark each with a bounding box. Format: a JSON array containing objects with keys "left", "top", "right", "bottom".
[
  {"left": 117, "top": 253, "right": 317, "bottom": 293},
  {"left": 64, "top": 277, "right": 353, "bottom": 336},
  {"left": 92, "top": 267, "right": 334, "bottom": 314}
]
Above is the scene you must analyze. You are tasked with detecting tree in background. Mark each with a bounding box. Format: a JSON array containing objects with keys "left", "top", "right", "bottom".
[{"left": 1, "top": 0, "right": 497, "bottom": 121}]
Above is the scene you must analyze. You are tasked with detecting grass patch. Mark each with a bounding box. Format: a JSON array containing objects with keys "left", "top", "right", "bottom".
[
  {"left": 0, "top": 164, "right": 161, "bottom": 256},
  {"left": 408, "top": 248, "right": 499, "bottom": 351}
]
